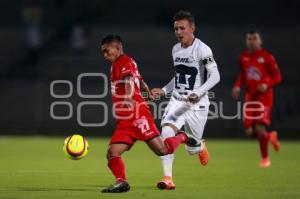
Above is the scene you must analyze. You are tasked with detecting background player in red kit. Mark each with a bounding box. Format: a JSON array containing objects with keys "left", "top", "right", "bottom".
[
  {"left": 100, "top": 34, "right": 189, "bottom": 193},
  {"left": 232, "top": 30, "right": 282, "bottom": 168}
]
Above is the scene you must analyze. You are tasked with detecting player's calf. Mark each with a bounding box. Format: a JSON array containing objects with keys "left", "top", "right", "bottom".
[{"left": 147, "top": 133, "right": 188, "bottom": 156}]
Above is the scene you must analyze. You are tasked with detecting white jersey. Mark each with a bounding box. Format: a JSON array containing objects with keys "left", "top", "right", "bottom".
[
  {"left": 171, "top": 38, "right": 217, "bottom": 106},
  {"left": 163, "top": 38, "right": 217, "bottom": 107}
]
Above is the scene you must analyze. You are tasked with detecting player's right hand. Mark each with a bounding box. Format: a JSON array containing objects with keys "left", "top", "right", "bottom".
[
  {"left": 151, "top": 88, "right": 165, "bottom": 98},
  {"left": 232, "top": 87, "right": 240, "bottom": 100},
  {"left": 187, "top": 93, "right": 200, "bottom": 104}
]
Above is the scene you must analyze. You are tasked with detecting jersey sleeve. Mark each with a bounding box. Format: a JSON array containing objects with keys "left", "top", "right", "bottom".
[
  {"left": 162, "top": 77, "right": 175, "bottom": 95},
  {"left": 194, "top": 43, "right": 220, "bottom": 97},
  {"left": 264, "top": 54, "right": 282, "bottom": 87},
  {"left": 119, "top": 60, "right": 136, "bottom": 79},
  {"left": 201, "top": 44, "right": 218, "bottom": 70}
]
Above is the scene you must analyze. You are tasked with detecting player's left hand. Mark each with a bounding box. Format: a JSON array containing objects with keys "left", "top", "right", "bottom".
[
  {"left": 257, "top": 83, "right": 268, "bottom": 93},
  {"left": 187, "top": 93, "right": 200, "bottom": 104}
]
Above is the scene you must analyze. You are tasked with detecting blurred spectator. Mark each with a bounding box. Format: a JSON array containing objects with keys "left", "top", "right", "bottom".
[
  {"left": 70, "top": 24, "right": 88, "bottom": 54},
  {"left": 22, "top": 6, "right": 44, "bottom": 65},
  {"left": 25, "top": 23, "right": 42, "bottom": 51}
]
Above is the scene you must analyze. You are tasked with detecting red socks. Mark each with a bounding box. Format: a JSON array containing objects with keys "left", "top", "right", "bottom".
[
  {"left": 107, "top": 133, "right": 188, "bottom": 181},
  {"left": 164, "top": 133, "right": 188, "bottom": 154},
  {"left": 108, "top": 156, "right": 126, "bottom": 182},
  {"left": 257, "top": 132, "right": 270, "bottom": 159}
]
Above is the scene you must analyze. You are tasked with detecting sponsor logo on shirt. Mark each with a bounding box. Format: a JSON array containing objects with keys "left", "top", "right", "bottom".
[
  {"left": 175, "top": 57, "right": 193, "bottom": 63},
  {"left": 247, "top": 66, "right": 261, "bottom": 81}
]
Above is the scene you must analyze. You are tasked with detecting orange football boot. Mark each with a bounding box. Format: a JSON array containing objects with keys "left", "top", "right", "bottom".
[
  {"left": 269, "top": 131, "right": 281, "bottom": 152},
  {"left": 198, "top": 141, "right": 209, "bottom": 166},
  {"left": 259, "top": 157, "right": 271, "bottom": 168},
  {"left": 157, "top": 176, "right": 175, "bottom": 190}
]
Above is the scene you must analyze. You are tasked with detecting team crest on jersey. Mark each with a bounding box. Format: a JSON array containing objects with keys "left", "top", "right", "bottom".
[
  {"left": 247, "top": 66, "right": 261, "bottom": 81},
  {"left": 257, "top": 57, "right": 265, "bottom": 64}
]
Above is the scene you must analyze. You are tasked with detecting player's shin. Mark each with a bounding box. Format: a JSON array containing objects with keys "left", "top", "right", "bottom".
[
  {"left": 160, "top": 154, "right": 174, "bottom": 177},
  {"left": 257, "top": 132, "right": 269, "bottom": 159},
  {"left": 160, "top": 126, "right": 176, "bottom": 177},
  {"left": 108, "top": 156, "right": 127, "bottom": 182}
]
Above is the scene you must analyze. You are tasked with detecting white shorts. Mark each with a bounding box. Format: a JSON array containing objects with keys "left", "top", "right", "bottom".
[{"left": 161, "top": 96, "right": 209, "bottom": 142}]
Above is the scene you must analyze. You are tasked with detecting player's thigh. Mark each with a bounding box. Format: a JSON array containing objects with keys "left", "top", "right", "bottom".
[
  {"left": 133, "top": 109, "right": 161, "bottom": 141},
  {"left": 107, "top": 143, "right": 130, "bottom": 159},
  {"left": 184, "top": 108, "right": 209, "bottom": 140},
  {"left": 255, "top": 98, "right": 273, "bottom": 127},
  {"left": 161, "top": 98, "right": 185, "bottom": 130},
  {"left": 146, "top": 136, "right": 168, "bottom": 156},
  {"left": 243, "top": 100, "right": 257, "bottom": 128},
  {"left": 108, "top": 124, "right": 136, "bottom": 158},
  {"left": 182, "top": 108, "right": 208, "bottom": 155}
]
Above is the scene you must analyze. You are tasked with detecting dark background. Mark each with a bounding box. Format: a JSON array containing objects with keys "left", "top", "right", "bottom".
[{"left": 0, "top": 0, "right": 299, "bottom": 138}]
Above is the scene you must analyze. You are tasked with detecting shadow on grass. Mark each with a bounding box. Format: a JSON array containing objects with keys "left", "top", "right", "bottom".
[
  {"left": 6, "top": 187, "right": 91, "bottom": 192},
  {"left": 84, "top": 184, "right": 158, "bottom": 192}
]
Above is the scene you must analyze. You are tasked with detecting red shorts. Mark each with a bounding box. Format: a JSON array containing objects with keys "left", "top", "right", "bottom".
[
  {"left": 243, "top": 91, "right": 273, "bottom": 127},
  {"left": 110, "top": 107, "right": 160, "bottom": 148}
]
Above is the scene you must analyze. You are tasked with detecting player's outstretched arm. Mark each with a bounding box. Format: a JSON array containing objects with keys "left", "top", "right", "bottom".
[
  {"left": 140, "top": 79, "right": 154, "bottom": 101},
  {"left": 232, "top": 57, "right": 245, "bottom": 99},
  {"left": 151, "top": 77, "right": 175, "bottom": 98},
  {"left": 232, "top": 73, "right": 243, "bottom": 99},
  {"left": 189, "top": 66, "right": 220, "bottom": 104},
  {"left": 264, "top": 55, "right": 282, "bottom": 88}
]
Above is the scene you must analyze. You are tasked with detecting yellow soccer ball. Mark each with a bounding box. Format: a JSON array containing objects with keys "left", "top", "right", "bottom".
[{"left": 63, "top": 134, "right": 89, "bottom": 160}]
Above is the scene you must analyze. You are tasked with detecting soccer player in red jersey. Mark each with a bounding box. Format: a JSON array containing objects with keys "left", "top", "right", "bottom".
[
  {"left": 100, "top": 34, "right": 189, "bottom": 193},
  {"left": 232, "top": 30, "right": 282, "bottom": 168}
]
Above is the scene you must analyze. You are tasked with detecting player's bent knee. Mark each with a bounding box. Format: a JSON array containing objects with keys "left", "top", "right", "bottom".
[
  {"left": 245, "top": 127, "right": 253, "bottom": 137},
  {"left": 162, "top": 123, "right": 178, "bottom": 134},
  {"left": 154, "top": 147, "right": 169, "bottom": 156},
  {"left": 254, "top": 124, "right": 266, "bottom": 135},
  {"left": 106, "top": 148, "right": 122, "bottom": 160}
]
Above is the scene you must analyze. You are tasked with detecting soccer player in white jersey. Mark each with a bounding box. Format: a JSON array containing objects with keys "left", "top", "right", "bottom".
[{"left": 151, "top": 10, "right": 220, "bottom": 190}]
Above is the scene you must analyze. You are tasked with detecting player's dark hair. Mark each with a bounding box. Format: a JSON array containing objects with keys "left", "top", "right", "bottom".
[
  {"left": 173, "top": 10, "right": 195, "bottom": 25},
  {"left": 247, "top": 29, "right": 261, "bottom": 35},
  {"left": 101, "top": 34, "right": 122, "bottom": 45}
]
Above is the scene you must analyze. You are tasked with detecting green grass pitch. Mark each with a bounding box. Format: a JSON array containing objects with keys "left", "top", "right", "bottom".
[{"left": 0, "top": 137, "right": 300, "bottom": 199}]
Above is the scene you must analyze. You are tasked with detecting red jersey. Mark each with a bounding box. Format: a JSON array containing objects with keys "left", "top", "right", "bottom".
[
  {"left": 234, "top": 49, "right": 282, "bottom": 95},
  {"left": 109, "top": 54, "right": 160, "bottom": 144},
  {"left": 110, "top": 54, "right": 147, "bottom": 118}
]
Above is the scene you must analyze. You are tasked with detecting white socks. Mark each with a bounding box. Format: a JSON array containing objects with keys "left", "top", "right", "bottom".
[{"left": 160, "top": 126, "right": 176, "bottom": 177}]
